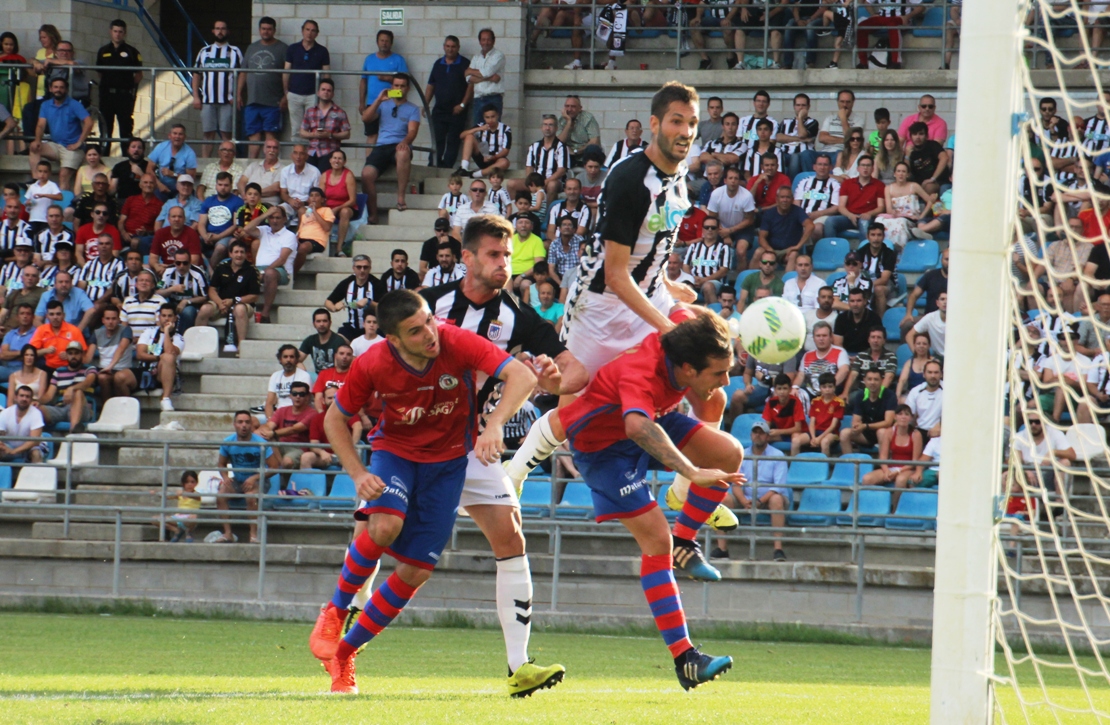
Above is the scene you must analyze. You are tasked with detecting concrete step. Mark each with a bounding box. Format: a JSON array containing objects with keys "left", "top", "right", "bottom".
[
  {"left": 72, "top": 487, "right": 162, "bottom": 508},
  {"left": 356, "top": 225, "right": 431, "bottom": 242},
  {"left": 350, "top": 240, "right": 424, "bottom": 264},
  {"left": 158, "top": 410, "right": 238, "bottom": 432},
  {"left": 200, "top": 376, "right": 271, "bottom": 396},
  {"left": 376, "top": 193, "right": 441, "bottom": 211},
  {"left": 275, "top": 289, "right": 341, "bottom": 306},
  {"left": 273, "top": 306, "right": 344, "bottom": 327},
  {"left": 383, "top": 208, "right": 439, "bottom": 228},
  {"left": 119, "top": 445, "right": 228, "bottom": 468},
  {"left": 166, "top": 394, "right": 261, "bottom": 412},
  {"left": 237, "top": 340, "right": 295, "bottom": 361},
  {"left": 32, "top": 521, "right": 159, "bottom": 541},
  {"left": 181, "top": 358, "right": 282, "bottom": 376},
  {"left": 246, "top": 323, "right": 313, "bottom": 342}
]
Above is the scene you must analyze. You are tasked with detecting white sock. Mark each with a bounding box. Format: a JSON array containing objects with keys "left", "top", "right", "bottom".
[
  {"left": 504, "top": 410, "right": 563, "bottom": 486},
  {"left": 496, "top": 555, "right": 533, "bottom": 672},
  {"left": 352, "top": 562, "right": 379, "bottom": 610},
  {"left": 461, "top": 160, "right": 472, "bottom": 171},
  {"left": 471, "top": 169, "right": 484, "bottom": 179}
]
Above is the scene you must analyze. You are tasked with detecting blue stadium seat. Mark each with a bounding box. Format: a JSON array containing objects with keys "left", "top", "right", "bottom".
[
  {"left": 828, "top": 454, "right": 875, "bottom": 487},
  {"left": 628, "top": 28, "right": 663, "bottom": 39},
  {"left": 656, "top": 484, "right": 679, "bottom": 521},
  {"left": 730, "top": 413, "right": 764, "bottom": 448},
  {"left": 274, "top": 471, "right": 326, "bottom": 509},
  {"left": 707, "top": 302, "right": 722, "bottom": 313},
  {"left": 786, "top": 452, "right": 831, "bottom": 486},
  {"left": 319, "top": 473, "right": 355, "bottom": 510},
  {"left": 723, "top": 375, "right": 745, "bottom": 413},
  {"left": 898, "top": 240, "right": 940, "bottom": 273},
  {"left": 825, "top": 270, "right": 847, "bottom": 287},
  {"left": 883, "top": 307, "right": 906, "bottom": 340},
  {"left": 792, "top": 172, "right": 815, "bottom": 196},
  {"left": 61, "top": 190, "right": 75, "bottom": 209},
  {"left": 735, "top": 269, "right": 759, "bottom": 287},
  {"left": 885, "top": 491, "right": 938, "bottom": 530},
  {"left": 549, "top": 29, "right": 572, "bottom": 39},
  {"left": 0, "top": 465, "right": 11, "bottom": 489},
  {"left": 913, "top": 5, "right": 945, "bottom": 37},
  {"left": 787, "top": 487, "right": 842, "bottom": 526},
  {"left": 812, "top": 238, "right": 850, "bottom": 271},
  {"left": 519, "top": 477, "right": 554, "bottom": 518},
  {"left": 353, "top": 193, "right": 368, "bottom": 220},
  {"left": 556, "top": 482, "right": 594, "bottom": 519},
  {"left": 896, "top": 343, "right": 912, "bottom": 369},
  {"left": 782, "top": 271, "right": 798, "bottom": 283},
  {"left": 836, "top": 488, "right": 891, "bottom": 527},
  {"left": 653, "top": 470, "right": 676, "bottom": 484}
]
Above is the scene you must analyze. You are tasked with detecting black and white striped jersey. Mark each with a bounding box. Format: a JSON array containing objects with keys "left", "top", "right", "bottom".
[
  {"left": 794, "top": 175, "right": 841, "bottom": 213},
  {"left": 40, "top": 264, "right": 79, "bottom": 288},
  {"left": 78, "top": 257, "right": 126, "bottom": 301},
  {"left": 502, "top": 401, "right": 538, "bottom": 441},
  {"left": 604, "top": 139, "right": 645, "bottom": 168},
  {"left": 570, "top": 150, "right": 690, "bottom": 301},
  {"left": 422, "top": 263, "right": 467, "bottom": 288},
  {"left": 0, "top": 219, "right": 30, "bottom": 253},
  {"left": 111, "top": 271, "right": 143, "bottom": 301},
  {"left": 490, "top": 188, "right": 512, "bottom": 217},
  {"left": 738, "top": 114, "right": 778, "bottom": 147},
  {"left": 1083, "top": 116, "right": 1110, "bottom": 154},
  {"left": 194, "top": 43, "right": 243, "bottom": 105},
  {"left": 702, "top": 136, "right": 743, "bottom": 159},
  {"left": 778, "top": 116, "right": 820, "bottom": 154},
  {"left": 0, "top": 261, "right": 25, "bottom": 289},
  {"left": 739, "top": 144, "right": 786, "bottom": 178},
  {"left": 380, "top": 268, "right": 421, "bottom": 292},
  {"left": 437, "top": 191, "right": 464, "bottom": 216},
  {"left": 870, "top": 0, "right": 912, "bottom": 17},
  {"left": 547, "top": 198, "right": 594, "bottom": 232},
  {"left": 1092, "top": 353, "right": 1110, "bottom": 397},
  {"left": 421, "top": 280, "right": 565, "bottom": 418},
  {"left": 525, "top": 138, "right": 570, "bottom": 177},
  {"left": 1020, "top": 174, "right": 1052, "bottom": 210},
  {"left": 36, "top": 227, "right": 74, "bottom": 260},
  {"left": 326, "top": 273, "right": 384, "bottom": 329},
  {"left": 683, "top": 241, "right": 733, "bottom": 279},
  {"left": 159, "top": 264, "right": 209, "bottom": 302},
  {"left": 474, "top": 121, "right": 512, "bottom": 156},
  {"left": 1047, "top": 140, "right": 1080, "bottom": 184}
]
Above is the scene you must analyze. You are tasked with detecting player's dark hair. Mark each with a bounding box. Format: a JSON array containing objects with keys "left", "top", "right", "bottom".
[
  {"left": 722, "top": 111, "right": 739, "bottom": 124},
  {"left": 794, "top": 92, "right": 810, "bottom": 104},
  {"left": 659, "top": 311, "right": 731, "bottom": 372},
  {"left": 818, "top": 372, "right": 836, "bottom": 387},
  {"left": 651, "top": 81, "right": 699, "bottom": 121},
  {"left": 215, "top": 171, "right": 233, "bottom": 183},
  {"left": 707, "top": 95, "right": 723, "bottom": 106},
  {"left": 377, "top": 289, "right": 427, "bottom": 337},
  {"left": 864, "top": 368, "right": 883, "bottom": 379},
  {"left": 773, "top": 373, "right": 792, "bottom": 388},
  {"left": 462, "top": 214, "right": 513, "bottom": 255},
  {"left": 557, "top": 214, "right": 576, "bottom": 229},
  {"left": 377, "top": 29, "right": 394, "bottom": 41}
]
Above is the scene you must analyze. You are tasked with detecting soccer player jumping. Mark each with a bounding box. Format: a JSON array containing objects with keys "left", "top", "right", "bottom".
[
  {"left": 506, "top": 81, "right": 738, "bottom": 581},
  {"left": 551, "top": 308, "right": 742, "bottom": 689},
  {"left": 307, "top": 289, "right": 543, "bottom": 695}
]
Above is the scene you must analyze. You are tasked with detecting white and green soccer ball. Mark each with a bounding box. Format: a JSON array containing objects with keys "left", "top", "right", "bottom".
[{"left": 734, "top": 296, "right": 805, "bottom": 364}]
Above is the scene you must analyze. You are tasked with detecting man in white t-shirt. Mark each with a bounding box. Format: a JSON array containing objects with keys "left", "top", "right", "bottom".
[
  {"left": 706, "top": 166, "right": 756, "bottom": 258},
  {"left": 807, "top": 89, "right": 867, "bottom": 166},
  {"left": 908, "top": 291, "right": 947, "bottom": 357},
  {"left": 349, "top": 310, "right": 385, "bottom": 357},
  {"left": 0, "top": 385, "right": 46, "bottom": 462},
  {"left": 450, "top": 178, "right": 499, "bottom": 238},
  {"left": 1014, "top": 411, "right": 1075, "bottom": 495},
  {"left": 241, "top": 205, "right": 298, "bottom": 323},
  {"left": 918, "top": 434, "right": 941, "bottom": 487},
  {"left": 134, "top": 303, "right": 185, "bottom": 412},
  {"left": 905, "top": 359, "right": 943, "bottom": 439},
  {"left": 665, "top": 253, "right": 696, "bottom": 288},
  {"left": 265, "top": 343, "right": 312, "bottom": 420},
  {"left": 781, "top": 254, "right": 825, "bottom": 310},
  {"left": 802, "top": 286, "right": 841, "bottom": 352},
  {"left": 278, "top": 144, "right": 320, "bottom": 222}
]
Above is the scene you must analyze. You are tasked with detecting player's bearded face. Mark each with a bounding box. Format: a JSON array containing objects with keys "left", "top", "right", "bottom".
[
  {"left": 466, "top": 237, "right": 511, "bottom": 289},
  {"left": 651, "top": 101, "right": 698, "bottom": 165},
  {"left": 391, "top": 310, "right": 441, "bottom": 361}
]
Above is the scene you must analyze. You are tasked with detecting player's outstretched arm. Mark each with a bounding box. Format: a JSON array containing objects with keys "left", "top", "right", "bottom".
[
  {"left": 625, "top": 412, "right": 745, "bottom": 486},
  {"left": 323, "top": 404, "right": 385, "bottom": 500},
  {"left": 603, "top": 241, "right": 677, "bottom": 333},
  {"left": 475, "top": 358, "right": 537, "bottom": 465}
]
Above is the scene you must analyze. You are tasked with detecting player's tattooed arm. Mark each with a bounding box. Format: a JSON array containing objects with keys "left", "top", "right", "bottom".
[{"left": 625, "top": 413, "right": 745, "bottom": 486}]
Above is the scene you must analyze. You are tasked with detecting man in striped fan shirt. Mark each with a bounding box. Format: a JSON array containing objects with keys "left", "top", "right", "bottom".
[
  {"left": 520, "top": 115, "right": 569, "bottom": 203},
  {"left": 1083, "top": 91, "right": 1110, "bottom": 157},
  {"left": 777, "top": 93, "right": 820, "bottom": 179},
  {"left": 545, "top": 178, "right": 592, "bottom": 239},
  {"left": 35, "top": 205, "right": 73, "bottom": 267},
  {"left": 77, "top": 234, "right": 126, "bottom": 309},
  {"left": 191, "top": 20, "right": 243, "bottom": 157},
  {"left": 111, "top": 250, "right": 146, "bottom": 307},
  {"left": 697, "top": 112, "right": 743, "bottom": 171},
  {"left": 737, "top": 90, "right": 778, "bottom": 148},
  {"left": 0, "top": 239, "right": 34, "bottom": 296},
  {"left": 421, "top": 243, "right": 466, "bottom": 288},
  {"left": 0, "top": 199, "right": 32, "bottom": 256},
  {"left": 507, "top": 83, "right": 740, "bottom": 578},
  {"left": 604, "top": 119, "right": 645, "bottom": 169},
  {"left": 738, "top": 119, "right": 785, "bottom": 183},
  {"left": 793, "top": 155, "right": 841, "bottom": 239},
  {"left": 456, "top": 105, "right": 512, "bottom": 180},
  {"left": 325, "top": 255, "right": 383, "bottom": 341},
  {"left": 682, "top": 217, "right": 732, "bottom": 304},
  {"left": 159, "top": 249, "right": 210, "bottom": 331},
  {"left": 380, "top": 249, "right": 420, "bottom": 292}
]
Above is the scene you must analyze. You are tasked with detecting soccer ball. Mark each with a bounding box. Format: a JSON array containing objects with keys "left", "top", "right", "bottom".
[{"left": 735, "top": 296, "right": 805, "bottom": 364}]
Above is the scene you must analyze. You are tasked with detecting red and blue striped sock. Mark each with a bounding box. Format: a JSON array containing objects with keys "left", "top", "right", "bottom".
[
  {"left": 672, "top": 483, "right": 728, "bottom": 541},
  {"left": 330, "top": 530, "right": 384, "bottom": 611},
  {"left": 336, "top": 573, "right": 419, "bottom": 658},
  {"left": 640, "top": 554, "right": 693, "bottom": 658}
]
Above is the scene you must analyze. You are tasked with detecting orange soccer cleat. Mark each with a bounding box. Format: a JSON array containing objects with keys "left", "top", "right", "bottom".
[
  {"left": 309, "top": 603, "right": 345, "bottom": 662},
  {"left": 328, "top": 652, "right": 358, "bottom": 695}
]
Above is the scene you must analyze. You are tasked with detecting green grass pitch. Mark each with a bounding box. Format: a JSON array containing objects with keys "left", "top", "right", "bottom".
[{"left": 0, "top": 612, "right": 1105, "bottom": 724}]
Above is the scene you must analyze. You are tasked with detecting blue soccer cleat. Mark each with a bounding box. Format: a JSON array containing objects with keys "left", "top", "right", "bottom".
[
  {"left": 672, "top": 537, "right": 722, "bottom": 582},
  {"left": 675, "top": 647, "right": 733, "bottom": 691}
]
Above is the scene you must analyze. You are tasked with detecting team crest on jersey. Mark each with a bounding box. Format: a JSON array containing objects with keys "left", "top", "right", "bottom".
[
  {"left": 487, "top": 320, "right": 504, "bottom": 340},
  {"left": 439, "top": 374, "right": 459, "bottom": 390}
]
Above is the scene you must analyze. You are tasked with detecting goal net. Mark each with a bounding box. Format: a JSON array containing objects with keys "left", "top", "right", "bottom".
[{"left": 994, "top": 0, "right": 1110, "bottom": 721}]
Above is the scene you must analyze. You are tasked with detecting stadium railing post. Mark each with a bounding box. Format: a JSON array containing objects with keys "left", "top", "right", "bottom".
[
  {"left": 158, "top": 442, "right": 170, "bottom": 542},
  {"left": 929, "top": 1, "right": 1021, "bottom": 722},
  {"left": 855, "top": 535, "right": 865, "bottom": 622},
  {"left": 550, "top": 524, "right": 562, "bottom": 612},
  {"left": 257, "top": 513, "right": 268, "bottom": 601},
  {"left": 113, "top": 508, "right": 122, "bottom": 597},
  {"left": 589, "top": 2, "right": 596, "bottom": 71}
]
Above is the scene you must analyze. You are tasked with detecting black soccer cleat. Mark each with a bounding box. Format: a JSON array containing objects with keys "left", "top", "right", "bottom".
[
  {"left": 675, "top": 647, "right": 733, "bottom": 691},
  {"left": 672, "top": 536, "right": 722, "bottom": 582}
]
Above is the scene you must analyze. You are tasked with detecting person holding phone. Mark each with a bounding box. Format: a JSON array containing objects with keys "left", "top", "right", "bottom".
[{"left": 361, "top": 76, "right": 420, "bottom": 224}]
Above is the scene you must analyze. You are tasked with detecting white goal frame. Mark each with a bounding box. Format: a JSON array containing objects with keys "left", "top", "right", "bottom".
[{"left": 929, "top": 0, "right": 1023, "bottom": 723}]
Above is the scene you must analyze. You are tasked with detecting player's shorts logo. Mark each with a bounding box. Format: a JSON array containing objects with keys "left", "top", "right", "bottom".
[
  {"left": 439, "top": 374, "right": 459, "bottom": 390},
  {"left": 390, "top": 476, "right": 408, "bottom": 492}
]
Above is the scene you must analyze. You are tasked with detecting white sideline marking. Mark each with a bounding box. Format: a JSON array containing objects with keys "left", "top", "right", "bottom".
[{"left": 0, "top": 691, "right": 326, "bottom": 702}]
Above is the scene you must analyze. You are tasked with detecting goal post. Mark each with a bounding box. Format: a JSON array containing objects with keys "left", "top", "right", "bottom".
[{"left": 930, "top": 0, "right": 1023, "bottom": 723}]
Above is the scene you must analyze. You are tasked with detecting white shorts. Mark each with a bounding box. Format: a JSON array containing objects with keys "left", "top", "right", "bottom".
[
  {"left": 565, "top": 285, "right": 674, "bottom": 379},
  {"left": 457, "top": 449, "right": 519, "bottom": 514}
]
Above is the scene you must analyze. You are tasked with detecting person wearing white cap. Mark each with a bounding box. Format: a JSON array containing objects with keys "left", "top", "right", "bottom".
[{"left": 153, "top": 175, "right": 202, "bottom": 231}]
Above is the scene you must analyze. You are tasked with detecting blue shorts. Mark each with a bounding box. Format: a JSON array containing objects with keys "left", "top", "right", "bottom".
[
  {"left": 354, "top": 450, "right": 468, "bottom": 570},
  {"left": 571, "top": 412, "right": 703, "bottom": 523},
  {"left": 243, "top": 104, "right": 283, "bottom": 136}
]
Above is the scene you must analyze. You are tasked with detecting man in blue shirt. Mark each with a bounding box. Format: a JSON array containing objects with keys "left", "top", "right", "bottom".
[
  {"left": 426, "top": 36, "right": 471, "bottom": 168},
  {"left": 358, "top": 30, "right": 409, "bottom": 145},
  {"left": 199, "top": 172, "right": 245, "bottom": 267},
  {"left": 148, "top": 124, "right": 198, "bottom": 199},
  {"left": 29, "top": 77, "right": 93, "bottom": 192},
  {"left": 154, "top": 175, "right": 204, "bottom": 229},
  {"left": 0, "top": 303, "right": 37, "bottom": 375},
  {"left": 216, "top": 410, "right": 282, "bottom": 543},
  {"left": 34, "top": 270, "right": 95, "bottom": 329},
  {"left": 757, "top": 186, "right": 815, "bottom": 273},
  {"left": 360, "top": 76, "right": 421, "bottom": 225},
  {"left": 716, "top": 419, "right": 791, "bottom": 561},
  {"left": 283, "top": 20, "right": 331, "bottom": 137}
]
